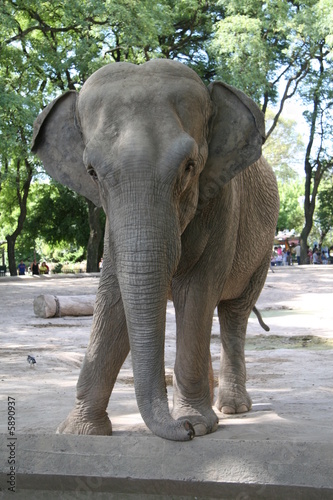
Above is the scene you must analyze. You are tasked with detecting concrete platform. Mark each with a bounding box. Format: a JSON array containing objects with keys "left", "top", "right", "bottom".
[
  {"left": 1, "top": 267, "right": 333, "bottom": 498},
  {"left": 0, "top": 433, "right": 332, "bottom": 499}
]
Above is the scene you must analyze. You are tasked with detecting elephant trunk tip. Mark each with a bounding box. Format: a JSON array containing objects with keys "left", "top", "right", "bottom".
[{"left": 144, "top": 414, "right": 195, "bottom": 441}]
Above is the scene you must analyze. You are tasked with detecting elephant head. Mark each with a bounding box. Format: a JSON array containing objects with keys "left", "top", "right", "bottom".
[{"left": 32, "top": 60, "right": 264, "bottom": 440}]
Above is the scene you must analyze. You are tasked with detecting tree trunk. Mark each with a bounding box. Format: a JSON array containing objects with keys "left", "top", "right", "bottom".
[
  {"left": 6, "top": 235, "right": 17, "bottom": 276},
  {"left": 86, "top": 199, "right": 103, "bottom": 273},
  {"left": 6, "top": 157, "right": 33, "bottom": 276},
  {"left": 300, "top": 225, "right": 311, "bottom": 265},
  {"left": 299, "top": 47, "right": 329, "bottom": 264},
  {"left": 33, "top": 294, "right": 96, "bottom": 318},
  {"left": 319, "top": 229, "right": 328, "bottom": 249}
]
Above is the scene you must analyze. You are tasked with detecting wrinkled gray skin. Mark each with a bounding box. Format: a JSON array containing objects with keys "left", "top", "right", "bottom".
[{"left": 32, "top": 60, "right": 279, "bottom": 441}]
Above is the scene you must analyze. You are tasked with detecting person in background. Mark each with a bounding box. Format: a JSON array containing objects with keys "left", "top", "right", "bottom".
[
  {"left": 17, "top": 260, "right": 26, "bottom": 275},
  {"left": 308, "top": 247, "right": 313, "bottom": 264},
  {"left": 295, "top": 242, "right": 301, "bottom": 265},
  {"left": 276, "top": 246, "right": 283, "bottom": 266},
  {"left": 39, "top": 261, "right": 49, "bottom": 274},
  {"left": 313, "top": 252, "right": 321, "bottom": 264},
  {"left": 31, "top": 259, "right": 40, "bottom": 275},
  {"left": 321, "top": 251, "right": 328, "bottom": 264}
]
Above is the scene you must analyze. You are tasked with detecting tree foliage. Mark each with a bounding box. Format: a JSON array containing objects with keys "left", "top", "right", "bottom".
[
  {"left": 26, "top": 182, "right": 90, "bottom": 248},
  {"left": 1, "top": 0, "right": 332, "bottom": 271},
  {"left": 263, "top": 111, "right": 304, "bottom": 182},
  {"left": 5, "top": 181, "right": 91, "bottom": 264},
  {"left": 0, "top": 0, "right": 223, "bottom": 274},
  {"left": 212, "top": 0, "right": 333, "bottom": 261},
  {"left": 276, "top": 180, "right": 304, "bottom": 235},
  {"left": 299, "top": 40, "right": 333, "bottom": 260},
  {"left": 315, "top": 179, "right": 333, "bottom": 246}
]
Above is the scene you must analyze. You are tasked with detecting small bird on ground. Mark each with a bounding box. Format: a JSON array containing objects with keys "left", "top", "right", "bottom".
[{"left": 27, "top": 355, "right": 36, "bottom": 367}]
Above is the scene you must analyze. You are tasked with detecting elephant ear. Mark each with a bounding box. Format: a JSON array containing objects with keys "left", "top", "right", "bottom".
[
  {"left": 31, "top": 91, "right": 101, "bottom": 207},
  {"left": 199, "top": 81, "right": 265, "bottom": 205}
]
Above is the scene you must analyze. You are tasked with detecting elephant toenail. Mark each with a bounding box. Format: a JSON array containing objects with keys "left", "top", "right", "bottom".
[
  {"left": 193, "top": 423, "right": 208, "bottom": 436},
  {"left": 237, "top": 404, "right": 249, "bottom": 413},
  {"left": 184, "top": 420, "right": 195, "bottom": 439},
  {"left": 222, "top": 406, "right": 236, "bottom": 414}
]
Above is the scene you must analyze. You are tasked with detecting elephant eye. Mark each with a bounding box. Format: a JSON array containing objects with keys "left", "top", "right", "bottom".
[
  {"left": 178, "top": 160, "right": 196, "bottom": 193},
  {"left": 87, "top": 165, "right": 98, "bottom": 181},
  {"left": 185, "top": 160, "right": 195, "bottom": 174},
  {"left": 184, "top": 160, "right": 195, "bottom": 174}
]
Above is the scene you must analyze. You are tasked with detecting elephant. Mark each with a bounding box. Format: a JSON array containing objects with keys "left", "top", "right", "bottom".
[{"left": 31, "top": 59, "right": 279, "bottom": 441}]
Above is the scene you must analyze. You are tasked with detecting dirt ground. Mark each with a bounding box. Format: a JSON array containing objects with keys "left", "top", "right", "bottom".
[{"left": 0, "top": 265, "right": 332, "bottom": 444}]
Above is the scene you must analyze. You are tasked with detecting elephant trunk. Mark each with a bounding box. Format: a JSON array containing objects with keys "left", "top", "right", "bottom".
[{"left": 111, "top": 197, "right": 194, "bottom": 441}]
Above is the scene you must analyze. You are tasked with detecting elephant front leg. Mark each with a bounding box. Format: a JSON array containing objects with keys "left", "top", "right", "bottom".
[
  {"left": 171, "top": 289, "right": 219, "bottom": 436},
  {"left": 216, "top": 301, "right": 252, "bottom": 414},
  {"left": 57, "top": 267, "right": 129, "bottom": 435}
]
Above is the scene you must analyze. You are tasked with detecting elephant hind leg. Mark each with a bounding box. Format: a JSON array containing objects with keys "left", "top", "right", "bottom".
[
  {"left": 216, "top": 300, "right": 252, "bottom": 414},
  {"left": 216, "top": 257, "right": 270, "bottom": 414},
  {"left": 208, "top": 352, "right": 215, "bottom": 405}
]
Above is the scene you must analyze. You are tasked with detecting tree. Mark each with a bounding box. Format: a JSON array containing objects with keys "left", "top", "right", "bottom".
[
  {"left": 0, "top": 157, "right": 34, "bottom": 275},
  {"left": 1, "top": 0, "right": 221, "bottom": 273},
  {"left": 263, "top": 111, "right": 304, "bottom": 183},
  {"left": 276, "top": 180, "right": 304, "bottom": 235},
  {"left": 263, "top": 113, "right": 306, "bottom": 238},
  {"left": 315, "top": 179, "right": 333, "bottom": 247},
  {"left": 299, "top": 43, "right": 333, "bottom": 262},
  {"left": 25, "top": 182, "right": 91, "bottom": 248},
  {"left": 210, "top": 0, "right": 333, "bottom": 261},
  {"left": 0, "top": 34, "right": 40, "bottom": 274},
  {"left": 2, "top": 0, "right": 332, "bottom": 271},
  {"left": 0, "top": 1, "right": 115, "bottom": 273},
  {"left": 210, "top": 0, "right": 311, "bottom": 133},
  {"left": 86, "top": 199, "right": 105, "bottom": 273}
]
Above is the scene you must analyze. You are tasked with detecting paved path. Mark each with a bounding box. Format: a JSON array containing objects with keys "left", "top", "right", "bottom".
[{"left": 0, "top": 267, "right": 332, "bottom": 498}]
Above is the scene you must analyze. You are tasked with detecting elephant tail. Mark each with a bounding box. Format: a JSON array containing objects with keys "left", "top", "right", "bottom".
[{"left": 253, "top": 306, "right": 270, "bottom": 332}]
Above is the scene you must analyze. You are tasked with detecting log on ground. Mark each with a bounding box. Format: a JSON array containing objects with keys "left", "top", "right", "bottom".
[{"left": 33, "top": 294, "right": 96, "bottom": 318}]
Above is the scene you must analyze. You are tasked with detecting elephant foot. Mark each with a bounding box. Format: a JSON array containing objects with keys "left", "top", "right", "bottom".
[
  {"left": 172, "top": 405, "right": 219, "bottom": 436},
  {"left": 215, "top": 385, "right": 252, "bottom": 414},
  {"left": 56, "top": 408, "right": 112, "bottom": 436}
]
